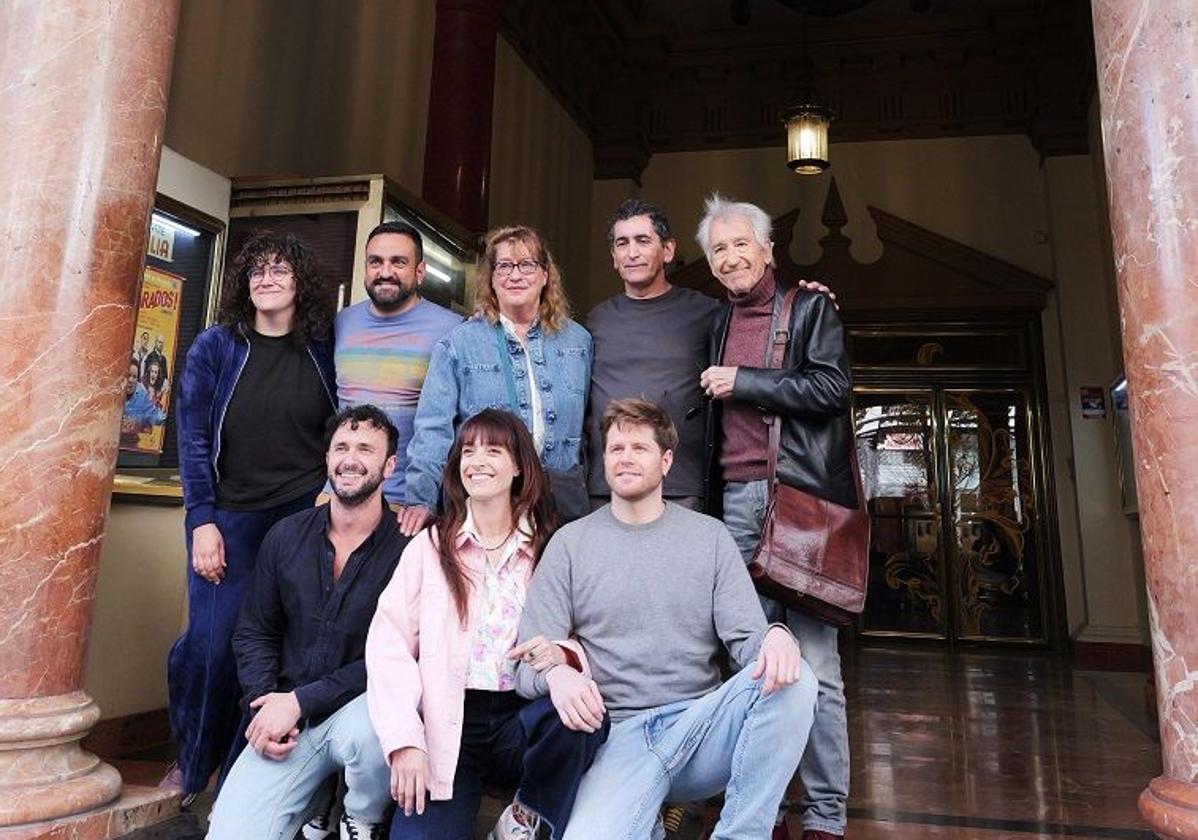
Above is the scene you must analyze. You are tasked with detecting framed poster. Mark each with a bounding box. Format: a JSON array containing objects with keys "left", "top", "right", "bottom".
[{"left": 121, "top": 266, "right": 184, "bottom": 454}]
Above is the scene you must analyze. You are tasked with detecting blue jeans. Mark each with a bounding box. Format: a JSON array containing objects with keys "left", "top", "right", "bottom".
[
  {"left": 723, "top": 479, "right": 850, "bottom": 835},
  {"left": 167, "top": 490, "right": 319, "bottom": 794},
  {"left": 207, "top": 695, "right": 391, "bottom": 839},
  {"left": 391, "top": 692, "right": 607, "bottom": 840},
  {"left": 561, "top": 663, "right": 817, "bottom": 839}
]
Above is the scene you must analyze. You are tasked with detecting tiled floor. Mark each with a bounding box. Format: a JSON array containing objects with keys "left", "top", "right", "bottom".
[{"left": 110, "top": 645, "right": 1161, "bottom": 839}]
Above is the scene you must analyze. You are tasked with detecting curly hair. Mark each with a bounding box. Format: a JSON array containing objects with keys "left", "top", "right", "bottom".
[
  {"left": 473, "top": 225, "right": 571, "bottom": 333},
  {"left": 217, "top": 231, "right": 334, "bottom": 341}
]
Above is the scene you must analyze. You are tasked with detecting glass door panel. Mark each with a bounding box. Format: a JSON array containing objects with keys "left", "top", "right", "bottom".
[
  {"left": 943, "top": 391, "right": 1044, "bottom": 642},
  {"left": 854, "top": 391, "right": 945, "bottom": 637}
]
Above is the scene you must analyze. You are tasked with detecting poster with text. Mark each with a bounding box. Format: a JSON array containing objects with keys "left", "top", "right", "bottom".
[{"left": 121, "top": 267, "right": 184, "bottom": 454}]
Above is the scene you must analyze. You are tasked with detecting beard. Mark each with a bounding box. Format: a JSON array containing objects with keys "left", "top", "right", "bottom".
[
  {"left": 366, "top": 279, "right": 415, "bottom": 313},
  {"left": 331, "top": 466, "right": 385, "bottom": 507}
]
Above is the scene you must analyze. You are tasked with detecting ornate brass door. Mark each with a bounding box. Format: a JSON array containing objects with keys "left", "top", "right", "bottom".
[{"left": 853, "top": 387, "right": 1049, "bottom": 644}]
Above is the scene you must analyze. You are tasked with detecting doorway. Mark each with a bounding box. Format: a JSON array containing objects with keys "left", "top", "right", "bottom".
[{"left": 848, "top": 320, "right": 1057, "bottom": 646}]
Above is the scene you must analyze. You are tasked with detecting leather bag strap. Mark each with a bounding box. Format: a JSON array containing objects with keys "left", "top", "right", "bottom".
[{"left": 763, "top": 285, "right": 801, "bottom": 488}]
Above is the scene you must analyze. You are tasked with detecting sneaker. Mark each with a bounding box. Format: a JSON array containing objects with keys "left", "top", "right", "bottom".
[
  {"left": 338, "top": 812, "right": 382, "bottom": 840},
  {"left": 489, "top": 802, "right": 540, "bottom": 840},
  {"left": 302, "top": 810, "right": 335, "bottom": 840},
  {"left": 772, "top": 823, "right": 792, "bottom": 840},
  {"left": 799, "top": 831, "right": 843, "bottom": 840}
]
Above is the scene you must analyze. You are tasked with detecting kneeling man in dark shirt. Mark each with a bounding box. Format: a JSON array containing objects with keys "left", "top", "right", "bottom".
[{"left": 207, "top": 405, "right": 408, "bottom": 840}]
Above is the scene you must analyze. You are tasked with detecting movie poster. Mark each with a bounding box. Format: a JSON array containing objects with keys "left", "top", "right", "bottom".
[{"left": 121, "top": 267, "right": 184, "bottom": 454}]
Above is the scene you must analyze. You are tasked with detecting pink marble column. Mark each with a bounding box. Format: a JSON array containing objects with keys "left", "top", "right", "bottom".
[
  {"left": 0, "top": 0, "right": 180, "bottom": 827},
  {"left": 1091, "top": 3, "right": 1198, "bottom": 837}
]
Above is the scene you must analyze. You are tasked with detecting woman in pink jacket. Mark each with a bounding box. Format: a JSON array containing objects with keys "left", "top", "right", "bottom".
[{"left": 366, "top": 409, "right": 607, "bottom": 840}]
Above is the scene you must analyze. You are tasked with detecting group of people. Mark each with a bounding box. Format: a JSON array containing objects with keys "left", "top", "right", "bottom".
[
  {"left": 161, "top": 194, "right": 858, "bottom": 840},
  {"left": 122, "top": 331, "right": 172, "bottom": 443}
]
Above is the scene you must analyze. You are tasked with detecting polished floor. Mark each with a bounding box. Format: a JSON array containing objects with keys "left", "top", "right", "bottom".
[{"left": 111, "top": 645, "right": 1161, "bottom": 839}]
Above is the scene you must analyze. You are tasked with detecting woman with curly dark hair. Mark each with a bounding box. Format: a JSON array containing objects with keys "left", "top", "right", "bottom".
[{"left": 162, "top": 231, "right": 337, "bottom": 803}]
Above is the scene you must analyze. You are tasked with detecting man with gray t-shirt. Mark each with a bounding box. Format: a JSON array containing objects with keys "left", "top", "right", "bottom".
[
  {"left": 515, "top": 398, "right": 817, "bottom": 839},
  {"left": 586, "top": 200, "right": 721, "bottom": 511}
]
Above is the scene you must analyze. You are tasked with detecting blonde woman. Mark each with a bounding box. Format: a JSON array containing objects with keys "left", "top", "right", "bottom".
[{"left": 401, "top": 226, "right": 591, "bottom": 534}]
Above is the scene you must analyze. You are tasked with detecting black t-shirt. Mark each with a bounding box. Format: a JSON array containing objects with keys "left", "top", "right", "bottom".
[
  {"left": 216, "top": 330, "right": 334, "bottom": 510},
  {"left": 585, "top": 285, "right": 722, "bottom": 497}
]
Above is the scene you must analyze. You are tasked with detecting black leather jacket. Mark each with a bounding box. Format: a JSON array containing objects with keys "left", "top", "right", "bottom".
[{"left": 705, "top": 281, "right": 859, "bottom": 511}]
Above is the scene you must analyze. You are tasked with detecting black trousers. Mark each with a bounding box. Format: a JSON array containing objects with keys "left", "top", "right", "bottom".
[{"left": 389, "top": 690, "right": 608, "bottom": 840}]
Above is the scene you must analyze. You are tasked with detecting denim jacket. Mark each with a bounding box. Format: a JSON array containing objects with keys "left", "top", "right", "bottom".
[
  {"left": 177, "top": 322, "right": 336, "bottom": 532},
  {"left": 405, "top": 314, "right": 592, "bottom": 510}
]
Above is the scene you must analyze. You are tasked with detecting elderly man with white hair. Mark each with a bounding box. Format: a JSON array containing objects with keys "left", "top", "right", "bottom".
[{"left": 698, "top": 194, "right": 857, "bottom": 840}]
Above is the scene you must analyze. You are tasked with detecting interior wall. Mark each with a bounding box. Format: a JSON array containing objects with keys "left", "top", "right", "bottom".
[
  {"left": 85, "top": 149, "right": 230, "bottom": 719},
  {"left": 601, "top": 133, "right": 1142, "bottom": 645},
  {"left": 165, "top": 0, "right": 435, "bottom": 192},
  {"left": 584, "top": 178, "right": 643, "bottom": 314},
  {"left": 628, "top": 135, "right": 1055, "bottom": 290},
  {"left": 489, "top": 38, "right": 595, "bottom": 316},
  {"left": 85, "top": 503, "right": 187, "bottom": 718},
  {"left": 1044, "top": 154, "right": 1147, "bottom": 646}
]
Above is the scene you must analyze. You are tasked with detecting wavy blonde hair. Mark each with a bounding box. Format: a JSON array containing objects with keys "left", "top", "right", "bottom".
[{"left": 473, "top": 225, "right": 571, "bottom": 333}]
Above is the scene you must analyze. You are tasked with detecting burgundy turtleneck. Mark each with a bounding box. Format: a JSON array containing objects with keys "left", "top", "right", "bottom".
[{"left": 719, "top": 268, "right": 776, "bottom": 481}]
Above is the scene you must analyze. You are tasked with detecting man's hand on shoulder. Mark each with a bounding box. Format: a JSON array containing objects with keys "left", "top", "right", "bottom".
[
  {"left": 751, "top": 626, "right": 803, "bottom": 696},
  {"left": 796, "top": 278, "right": 839, "bottom": 308},
  {"left": 246, "top": 691, "right": 303, "bottom": 756},
  {"left": 546, "top": 665, "right": 606, "bottom": 733},
  {"left": 396, "top": 505, "right": 432, "bottom": 537}
]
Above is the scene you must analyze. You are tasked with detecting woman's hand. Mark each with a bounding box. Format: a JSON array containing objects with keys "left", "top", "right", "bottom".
[
  {"left": 389, "top": 746, "right": 429, "bottom": 816},
  {"left": 507, "top": 635, "right": 566, "bottom": 672},
  {"left": 191, "top": 522, "right": 226, "bottom": 584}
]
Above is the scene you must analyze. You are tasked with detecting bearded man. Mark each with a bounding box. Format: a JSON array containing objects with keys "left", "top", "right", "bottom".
[
  {"left": 206, "top": 405, "right": 410, "bottom": 840},
  {"left": 334, "top": 222, "right": 462, "bottom": 510}
]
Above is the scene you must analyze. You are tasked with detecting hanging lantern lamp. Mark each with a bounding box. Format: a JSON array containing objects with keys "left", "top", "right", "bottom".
[{"left": 784, "top": 102, "right": 832, "bottom": 174}]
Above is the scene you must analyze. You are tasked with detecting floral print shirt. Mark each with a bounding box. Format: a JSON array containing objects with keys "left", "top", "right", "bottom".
[{"left": 461, "top": 510, "right": 535, "bottom": 692}]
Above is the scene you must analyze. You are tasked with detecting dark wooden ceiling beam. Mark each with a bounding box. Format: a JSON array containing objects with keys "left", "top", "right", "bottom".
[{"left": 498, "top": 0, "right": 1095, "bottom": 181}]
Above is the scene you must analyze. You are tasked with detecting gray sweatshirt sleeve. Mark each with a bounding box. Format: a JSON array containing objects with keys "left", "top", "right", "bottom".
[
  {"left": 711, "top": 525, "right": 770, "bottom": 671},
  {"left": 514, "top": 533, "right": 575, "bottom": 699}
]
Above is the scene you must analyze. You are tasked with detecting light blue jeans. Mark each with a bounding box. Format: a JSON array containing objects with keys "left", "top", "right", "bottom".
[
  {"left": 723, "top": 479, "right": 850, "bottom": 835},
  {"left": 561, "top": 661, "right": 817, "bottom": 839},
  {"left": 206, "top": 694, "right": 391, "bottom": 840}
]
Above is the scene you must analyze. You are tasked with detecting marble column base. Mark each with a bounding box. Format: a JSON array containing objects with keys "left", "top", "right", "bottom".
[
  {"left": 0, "top": 786, "right": 179, "bottom": 840},
  {"left": 1141, "top": 776, "right": 1198, "bottom": 840},
  {"left": 0, "top": 693, "right": 121, "bottom": 827}
]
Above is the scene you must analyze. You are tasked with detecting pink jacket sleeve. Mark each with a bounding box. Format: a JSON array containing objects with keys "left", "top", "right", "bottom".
[{"left": 366, "top": 532, "right": 430, "bottom": 761}]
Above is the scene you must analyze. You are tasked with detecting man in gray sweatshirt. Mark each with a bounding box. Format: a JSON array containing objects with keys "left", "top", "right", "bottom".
[{"left": 514, "top": 398, "right": 817, "bottom": 839}]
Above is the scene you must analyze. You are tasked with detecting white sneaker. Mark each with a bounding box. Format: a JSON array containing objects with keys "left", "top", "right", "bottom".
[
  {"left": 301, "top": 811, "right": 334, "bottom": 840},
  {"left": 338, "top": 811, "right": 382, "bottom": 840},
  {"left": 489, "top": 802, "right": 540, "bottom": 840}
]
